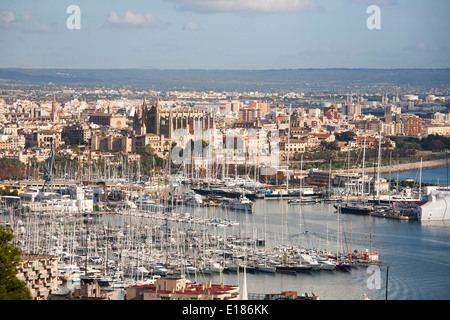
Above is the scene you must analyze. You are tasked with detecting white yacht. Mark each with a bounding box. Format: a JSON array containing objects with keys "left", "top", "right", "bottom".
[
  {"left": 256, "top": 263, "right": 276, "bottom": 273},
  {"left": 209, "top": 261, "right": 224, "bottom": 273},
  {"left": 59, "top": 264, "right": 81, "bottom": 282},
  {"left": 300, "top": 254, "right": 321, "bottom": 271},
  {"left": 288, "top": 198, "right": 319, "bottom": 205},
  {"left": 223, "top": 195, "right": 254, "bottom": 211},
  {"left": 317, "top": 258, "right": 336, "bottom": 270},
  {"left": 418, "top": 188, "right": 450, "bottom": 221},
  {"left": 185, "top": 194, "right": 203, "bottom": 206}
]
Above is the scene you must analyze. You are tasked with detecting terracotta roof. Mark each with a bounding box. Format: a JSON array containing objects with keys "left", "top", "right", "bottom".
[{"left": 141, "top": 283, "right": 238, "bottom": 296}]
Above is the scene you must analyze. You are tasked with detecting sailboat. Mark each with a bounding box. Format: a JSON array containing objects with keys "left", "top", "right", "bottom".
[
  {"left": 256, "top": 262, "right": 276, "bottom": 273},
  {"left": 334, "top": 205, "right": 352, "bottom": 271},
  {"left": 241, "top": 253, "right": 248, "bottom": 300},
  {"left": 356, "top": 203, "right": 382, "bottom": 265},
  {"left": 336, "top": 137, "right": 375, "bottom": 215},
  {"left": 288, "top": 198, "right": 319, "bottom": 205},
  {"left": 288, "top": 157, "right": 319, "bottom": 205}
]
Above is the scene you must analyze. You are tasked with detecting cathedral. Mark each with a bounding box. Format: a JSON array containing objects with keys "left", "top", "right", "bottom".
[{"left": 133, "top": 97, "right": 215, "bottom": 139}]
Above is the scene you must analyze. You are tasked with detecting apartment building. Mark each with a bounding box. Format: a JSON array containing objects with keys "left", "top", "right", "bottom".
[
  {"left": 16, "top": 254, "right": 60, "bottom": 300},
  {"left": 403, "top": 115, "right": 423, "bottom": 136}
]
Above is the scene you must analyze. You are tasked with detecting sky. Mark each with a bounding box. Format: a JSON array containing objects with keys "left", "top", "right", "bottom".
[{"left": 0, "top": 0, "right": 449, "bottom": 69}]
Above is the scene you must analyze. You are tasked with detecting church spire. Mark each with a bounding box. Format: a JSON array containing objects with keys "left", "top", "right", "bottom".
[{"left": 51, "top": 93, "right": 58, "bottom": 122}]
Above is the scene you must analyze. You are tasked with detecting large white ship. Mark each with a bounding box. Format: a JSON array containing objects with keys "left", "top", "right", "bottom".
[{"left": 418, "top": 188, "right": 450, "bottom": 221}]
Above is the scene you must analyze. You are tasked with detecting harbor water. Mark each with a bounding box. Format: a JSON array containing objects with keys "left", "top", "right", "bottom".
[
  {"left": 184, "top": 200, "right": 450, "bottom": 300},
  {"left": 382, "top": 165, "right": 450, "bottom": 186}
]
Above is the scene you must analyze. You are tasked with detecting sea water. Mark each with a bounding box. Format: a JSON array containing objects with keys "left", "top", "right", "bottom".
[
  {"left": 188, "top": 199, "right": 449, "bottom": 300},
  {"left": 382, "top": 165, "right": 450, "bottom": 186}
]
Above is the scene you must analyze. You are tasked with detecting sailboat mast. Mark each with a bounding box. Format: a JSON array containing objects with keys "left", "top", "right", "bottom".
[
  {"left": 286, "top": 104, "right": 291, "bottom": 195},
  {"left": 347, "top": 146, "right": 350, "bottom": 202},
  {"left": 377, "top": 132, "right": 382, "bottom": 201},
  {"left": 350, "top": 217, "right": 352, "bottom": 264},
  {"left": 362, "top": 138, "right": 366, "bottom": 200},
  {"left": 386, "top": 266, "right": 389, "bottom": 300},
  {"left": 419, "top": 157, "right": 422, "bottom": 200},
  {"left": 369, "top": 207, "right": 373, "bottom": 259}
]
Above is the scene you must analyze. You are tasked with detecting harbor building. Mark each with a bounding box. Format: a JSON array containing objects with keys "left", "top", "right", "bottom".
[{"left": 126, "top": 277, "right": 240, "bottom": 300}]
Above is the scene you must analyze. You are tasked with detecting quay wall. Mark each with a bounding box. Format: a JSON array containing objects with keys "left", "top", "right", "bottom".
[{"left": 344, "top": 159, "right": 448, "bottom": 174}]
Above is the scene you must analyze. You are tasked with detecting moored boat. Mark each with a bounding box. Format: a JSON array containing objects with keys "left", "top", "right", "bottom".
[{"left": 223, "top": 195, "right": 254, "bottom": 212}]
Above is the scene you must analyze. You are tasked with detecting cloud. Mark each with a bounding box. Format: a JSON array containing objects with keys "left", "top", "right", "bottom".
[
  {"left": 107, "top": 10, "right": 162, "bottom": 28},
  {"left": 168, "top": 0, "right": 318, "bottom": 14},
  {"left": 403, "top": 42, "right": 428, "bottom": 52},
  {"left": 416, "top": 42, "right": 427, "bottom": 51},
  {"left": 182, "top": 21, "right": 201, "bottom": 31},
  {"left": 0, "top": 10, "right": 53, "bottom": 33},
  {"left": 346, "top": 0, "right": 398, "bottom": 6},
  {"left": 0, "top": 11, "right": 16, "bottom": 26}
]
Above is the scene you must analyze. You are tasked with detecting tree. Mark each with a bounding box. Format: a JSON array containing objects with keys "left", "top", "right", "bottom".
[
  {"left": 136, "top": 146, "right": 165, "bottom": 175},
  {"left": 0, "top": 157, "right": 27, "bottom": 180},
  {"left": 335, "top": 131, "right": 356, "bottom": 142},
  {"left": 0, "top": 227, "right": 32, "bottom": 300},
  {"left": 428, "top": 140, "right": 445, "bottom": 152}
]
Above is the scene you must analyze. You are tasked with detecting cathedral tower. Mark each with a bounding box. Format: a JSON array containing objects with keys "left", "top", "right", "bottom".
[{"left": 51, "top": 94, "right": 59, "bottom": 123}]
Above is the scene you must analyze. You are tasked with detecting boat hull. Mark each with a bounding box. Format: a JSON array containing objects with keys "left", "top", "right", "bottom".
[{"left": 418, "top": 193, "right": 450, "bottom": 221}]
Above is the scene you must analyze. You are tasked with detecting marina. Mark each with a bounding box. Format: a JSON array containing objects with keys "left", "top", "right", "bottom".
[{"left": 2, "top": 164, "right": 449, "bottom": 300}]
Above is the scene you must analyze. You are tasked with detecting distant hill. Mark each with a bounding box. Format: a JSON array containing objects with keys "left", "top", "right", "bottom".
[{"left": 0, "top": 68, "right": 448, "bottom": 91}]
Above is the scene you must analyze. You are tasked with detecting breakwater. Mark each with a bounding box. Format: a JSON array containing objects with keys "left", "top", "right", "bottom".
[{"left": 343, "top": 159, "right": 447, "bottom": 174}]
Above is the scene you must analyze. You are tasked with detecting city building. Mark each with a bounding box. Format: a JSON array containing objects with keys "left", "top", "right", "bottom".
[
  {"left": 423, "top": 125, "right": 450, "bottom": 137},
  {"left": 33, "top": 130, "right": 62, "bottom": 149},
  {"left": 16, "top": 254, "right": 60, "bottom": 300},
  {"left": 126, "top": 277, "right": 240, "bottom": 300},
  {"left": 133, "top": 97, "right": 214, "bottom": 138},
  {"left": 63, "top": 124, "right": 92, "bottom": 143},
  {"left": 89, "top": 112, "right": 127, "bottom": 129},
  {"left": 323, "top": 105, "right": 341, "bottom": 120},
  {"left": 403, "top": 115, "right": 423, "bottom": 136},
  {"left": 342, "top": 104, "right": 361, "bottom": 117}
]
